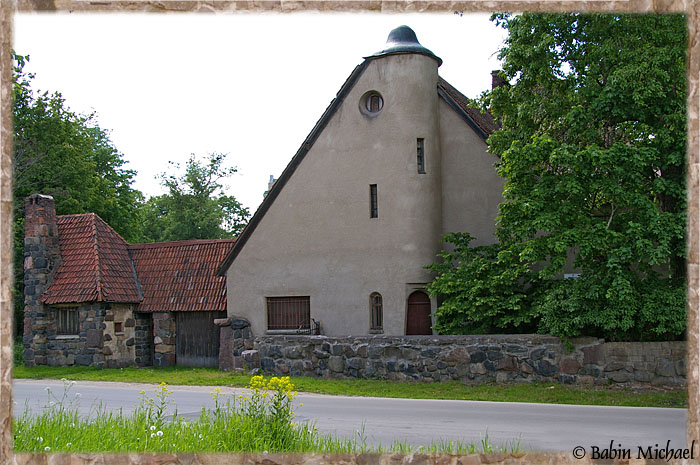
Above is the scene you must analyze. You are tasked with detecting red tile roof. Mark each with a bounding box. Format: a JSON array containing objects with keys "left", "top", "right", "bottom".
[
  {"left": 42, "top": 214, "right": 142, "bottom": 305},
  {"left": 130, "top": 239, "right": 235, "bottom": 312},
  {"left": 41, "top": 214, "right": 235, "bottom": 312},
  {"left": 438, "top": 76, "right": 500, "bottom": 137}
]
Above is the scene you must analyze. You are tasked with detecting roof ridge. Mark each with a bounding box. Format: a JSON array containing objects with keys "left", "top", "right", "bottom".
[
  {"left": 57, "top": 212, "right": 94, "bottom": 219},
  {"left": 89, "top": 213, "right": 104, "bottom": 301},
  {"left": 129, "top": 238, "right": 237, "bottom": 250}
]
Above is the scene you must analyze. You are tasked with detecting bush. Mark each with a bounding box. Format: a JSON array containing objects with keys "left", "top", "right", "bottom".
[{"left": 14, "top": 341, "right": 24, "bottom": 366}]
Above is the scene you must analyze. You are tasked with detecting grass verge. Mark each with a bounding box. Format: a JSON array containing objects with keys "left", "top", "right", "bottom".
[
  {"left": 13, "top": 365, "right": 686, "bottom": 408},
  {"left": 14, "top": 378, "right": 520, "bottom": 454}
]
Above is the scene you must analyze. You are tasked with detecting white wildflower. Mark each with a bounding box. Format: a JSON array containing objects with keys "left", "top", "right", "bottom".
[
  {"left": 150, "top": 433, "right": 156, "bottom": 438},
  {"left": 198, "top": 434, "right": 203, "bottom": 439},
  {"left": 156, "top": 431, "right": 163, "bottom": 437},
  {"left": 38, "top": 437, "right": 43, "bottom": 442},
  {"left": 44, "top": 446, "right": 50, "bottom": 452},
  {"left": 66, "top": 443, "right": 72, "bottom": 447},
  {"left": 150, "top": 425, "right": 156, "bottom": 431}
]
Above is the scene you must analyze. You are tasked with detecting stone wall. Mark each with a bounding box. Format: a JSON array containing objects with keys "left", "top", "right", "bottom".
[
  {"left": 134, "top": 312, "right": 153, "bottom": 367},
  {"left": 102, "top": 304, "right": 138, "bottom": 368},
  {"left": 25, "top": 303, "right": 143, "bottom": 368},
  {"left": 153, "top": 312, "right": 176, "bottom": 367},
  {"left": 250, "top": 335, "right": 685, "bottom": 386}
]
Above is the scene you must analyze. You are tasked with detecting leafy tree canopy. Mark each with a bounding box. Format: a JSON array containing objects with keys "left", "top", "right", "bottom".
[
  {"left": 139, "top": 152, "right": 250, "bottom": 242},
  {"left": 12, "top": 51, "right": 144, "bottom": 333},
  {"left": 428, "top": 14, "right": 687, "bottom": 341}
]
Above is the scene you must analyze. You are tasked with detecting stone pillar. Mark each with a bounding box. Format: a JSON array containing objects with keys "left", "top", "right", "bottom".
[
  {"left": 152, "top": 312, "right": 176, "bottom": 367},
  {"left": 23, "top": 194, "right": 62, "bottom": 366},
  {"left": 216, "top": 317, "right": 256, "bottom": 371},
  {"left": 134, "top": 312, "right": 153, "bottom": 367}
]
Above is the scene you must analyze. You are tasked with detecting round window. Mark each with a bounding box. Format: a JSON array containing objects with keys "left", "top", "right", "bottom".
[{"left": 360, "top": 91, "right": 383, "bottom": 116}]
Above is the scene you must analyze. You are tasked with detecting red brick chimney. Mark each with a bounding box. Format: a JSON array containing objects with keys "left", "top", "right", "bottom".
[{"left": 23, "top": 194, "right": 62, "bottom": 366}]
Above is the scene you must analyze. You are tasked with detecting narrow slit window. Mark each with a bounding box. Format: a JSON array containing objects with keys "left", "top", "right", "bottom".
[
  {"left": 417, "top": 138, "right": 425, "bottom": 174},
  {"left": 370, "top": 184, "right": 378, "bottom": 218},
  {"left": 370, "top": 293, "right": 383, "bottom": 331}
]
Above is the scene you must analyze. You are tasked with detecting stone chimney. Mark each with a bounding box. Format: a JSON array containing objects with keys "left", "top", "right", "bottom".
[
  {"left": 491, "top": 70, "right": 508, "bottom": 90},
  {"left": 23, "top": 194, "right": 62, "bottom": 366}
]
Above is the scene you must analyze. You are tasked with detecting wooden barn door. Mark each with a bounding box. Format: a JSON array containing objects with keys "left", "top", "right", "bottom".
[
  {"left": 406, "top": 291, "right": 432, "bottom": 335},
  {"left": 176, "top": 311, "right": 225, "bottom": 367}
]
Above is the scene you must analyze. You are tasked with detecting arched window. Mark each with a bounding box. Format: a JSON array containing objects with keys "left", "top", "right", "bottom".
[{"left": 370, "top": 293, "right": 383, "bottom": 331}]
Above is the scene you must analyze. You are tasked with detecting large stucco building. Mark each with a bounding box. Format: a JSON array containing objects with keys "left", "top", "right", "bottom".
[{"left": 217, "top": 26, "right": 504, "bottom": 337}]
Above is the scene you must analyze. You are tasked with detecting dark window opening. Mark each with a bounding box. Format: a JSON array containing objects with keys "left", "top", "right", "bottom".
[
  {"left": 370, "top": 184, "right": 378, "bottom": 218},
  {"left": 267, "top": 296, "right": 311, "bottom": 330},
  {"left": 56, "top": 308, "right": 79, "bottom": 335},
  {"left": 114, "top": 321, "right": 123, "bottom": 333},
  {"left": 370, "top": 293, "right": 383, "bottom": 331},
  {"left": 417, "top": 138, "right": 425, "bottom": 174},
  {"left": 367, "top": 94, "right": 383, "bottom": 113}
]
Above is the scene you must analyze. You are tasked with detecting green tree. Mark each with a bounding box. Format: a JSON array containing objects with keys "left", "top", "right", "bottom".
[
  {"left": 139, "top": 153, "right": 249, "bottom": 242},
  {"left": 12, "top": 52, "right": 144, "bottom": 335},
  {"left": 429, "top": 14, "right": 686, "bottom": 341}
]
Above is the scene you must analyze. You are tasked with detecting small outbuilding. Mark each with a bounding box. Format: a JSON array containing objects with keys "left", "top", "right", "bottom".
[{"left": 23, "top": 193, "right": 234, "bottom": 368}]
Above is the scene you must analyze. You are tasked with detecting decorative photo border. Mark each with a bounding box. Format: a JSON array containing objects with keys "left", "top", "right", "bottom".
[{"left": 0, "top": 1, "right": 696, "bottom": 464}]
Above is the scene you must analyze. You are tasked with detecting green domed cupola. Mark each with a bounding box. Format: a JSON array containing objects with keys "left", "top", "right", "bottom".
[{"left": 365, "top": 25, "right": 442, "bottom": 66}]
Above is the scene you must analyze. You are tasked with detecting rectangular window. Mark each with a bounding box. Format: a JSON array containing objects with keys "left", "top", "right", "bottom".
[
  {"left": 56, "top": 308, "right": 79, "bottom": 335},
  {"left": 370, "top": 184, "right": 378, "bottom": 218},
  {"left": 417, "top": 138, "right": 425, "bottom": 174},
  {"left": 267, "top": 296, "right": 311, "bottom": 330},
  {"left": 114, "top": 321, "right": 123, "bottom": 333}
]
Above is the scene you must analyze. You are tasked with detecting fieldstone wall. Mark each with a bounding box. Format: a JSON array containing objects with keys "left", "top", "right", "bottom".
[
  {"left": 250, "top": 335, "right": 686, "bottom": 386},
  {"left": 102, "top": 304, "right": 138, "bottom": 368},
  {"left": 25, "top": 303, "right": 144, "bottom": 368},
  {"left": 153, "top": 312, "right": 176, "bottom": 367},
  {"left": 134, "top": 312, "right": 153, "bottom": 367}
]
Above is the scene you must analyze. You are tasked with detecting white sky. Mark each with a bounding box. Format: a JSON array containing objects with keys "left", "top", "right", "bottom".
[{"left": 13, "top": 12, "right": 508, "bottom": 214}]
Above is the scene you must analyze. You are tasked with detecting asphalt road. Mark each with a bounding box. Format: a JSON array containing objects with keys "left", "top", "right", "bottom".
[{"left": 13, "top": 379, "right": 687, "bottom": 453}]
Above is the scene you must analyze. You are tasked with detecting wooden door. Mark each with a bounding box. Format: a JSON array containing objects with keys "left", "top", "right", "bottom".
[
  {"left": 406, "top": 291, "right": 432, "bottom": 335},
  {"left": 176, "top": 311, "right": 225, "bottom": 367}
]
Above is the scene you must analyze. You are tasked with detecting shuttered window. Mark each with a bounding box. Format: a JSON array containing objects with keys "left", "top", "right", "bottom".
[
  {"left": 267, "top": 297, "right": 311, "bottom": 330},
  {"left": 56, "top": 308, "right": 79, "bottom": 335}
]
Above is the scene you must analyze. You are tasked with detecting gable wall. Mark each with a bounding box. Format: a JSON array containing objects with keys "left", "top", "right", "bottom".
[
  {"left": 227, "top": 54, "right": 444, "bottom": 336},
  {"left": 438, "top": 98, "right": 504, "bottom": 244}
]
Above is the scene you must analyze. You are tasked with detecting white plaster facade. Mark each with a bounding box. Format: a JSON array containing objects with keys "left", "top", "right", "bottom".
[{"left": 218, "top": 26, "right": 504, "bottom": 336}]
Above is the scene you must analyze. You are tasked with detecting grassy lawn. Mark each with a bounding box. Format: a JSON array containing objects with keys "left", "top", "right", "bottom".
[{"left": 13, "top": 365, "right": 686, "bottom": 408}]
